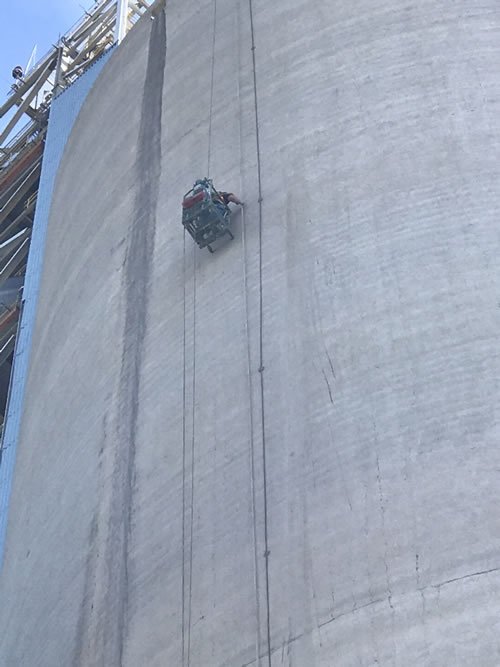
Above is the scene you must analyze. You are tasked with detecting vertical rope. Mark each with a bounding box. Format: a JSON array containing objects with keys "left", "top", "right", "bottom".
[
  {"left": 248, "top": 1, "right": 272, "bottom": 665},
  {"left": 187, "top": 3, "right": 217, "bottom": 662},
  {"left": 207, "top": 0, "right": 218, "bottom": 177},
  {"left": 181, "top": 228, "right": 187, "bottom": 666},
  {"left": 187, "top": 245, "right": 197, "bottom": 667},
  {"left": 242, "top": 208, "right": 264, "bottom": 666},
  {"left": 236, "top": 2, "right": 262, "bottom": 663}
]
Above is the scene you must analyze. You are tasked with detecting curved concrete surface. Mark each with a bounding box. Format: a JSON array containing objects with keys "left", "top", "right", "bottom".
[{"left": 1, "top": 1, "right": 500, "bottom": 665}]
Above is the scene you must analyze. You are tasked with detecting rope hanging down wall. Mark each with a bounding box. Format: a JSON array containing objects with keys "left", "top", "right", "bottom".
[
  {"left": 248, "top": 0, "right": 272, "bottom": 665},
  {"left": 180, "top": 1, "right": 270, "bottom": 664},
  {"left": 181, "top": 2, "right": 217, "bottom": 665}
]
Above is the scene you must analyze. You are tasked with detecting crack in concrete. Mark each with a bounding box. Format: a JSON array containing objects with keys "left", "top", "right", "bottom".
[
  {"left": 322, "top": 369, "right": 334, "bottom": 404},
  {"left": 239, "top": 562, "right": 500, "bottom": 667},
  {"left": 240, "top": 597, "right": 388, "bottom": 667},
  {"left": 420, "top": 566, "right": 500, "bottom": 592}
]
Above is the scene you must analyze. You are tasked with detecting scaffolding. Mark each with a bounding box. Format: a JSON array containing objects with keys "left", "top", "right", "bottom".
[{"left": 0, "top": 0, "right": 155, "bottom": 435}]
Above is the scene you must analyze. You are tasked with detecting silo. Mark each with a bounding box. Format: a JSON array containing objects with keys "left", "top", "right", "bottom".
[{"left": 0, "top": 1, "right": 499, "bottom": 665}]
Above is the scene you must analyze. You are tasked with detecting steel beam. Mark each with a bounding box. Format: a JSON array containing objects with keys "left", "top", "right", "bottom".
[
  {"left": 0, "top": 122, "right": 37, "bottom": 170},
  {"left": 67, "top": 19, "right": 115, "bottom": 72},
  {"left": 0, "top": 228, "right": 31, "bottom": 263},
  {"left": 67, "top": 2, "right": 116, "bottom": 57},
  {"left": 67, "top": 0, "right": 114, "bottom": 45},
  {"left": 0, "top": 334, "right": 16, "bottom": 369},
  {"left": 0, "top": 52, "right": 57, "bottom": 120},
  {"left": 0, "top": 61, "right": 54, "bottom": 146},
  {"left": 115, "top": 0, "right": 129, "bottom": 44},
  {"left": 0, "top": 145, "right": 43, "bottom": 202},
  {"left": 127, "top": 1, "right": 145, "bottom": 18},
  {"left": 0, "top": 200, "right": 36, "bottom": 246},
  {"left": 0, "top": 237, "right": 29, "bottom": 290},
  {"left": 0, "top": 164, "right": 41, "bottom": 230}
]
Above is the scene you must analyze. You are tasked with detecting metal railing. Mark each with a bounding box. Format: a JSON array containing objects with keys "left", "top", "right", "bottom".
[{"left": 0, "top": 120, "right": 40, "bottom": 169}]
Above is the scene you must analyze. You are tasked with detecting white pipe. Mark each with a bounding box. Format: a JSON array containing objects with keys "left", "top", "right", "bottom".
[{"left": 115, "top": 0, "right": 128, "bottom": 44}]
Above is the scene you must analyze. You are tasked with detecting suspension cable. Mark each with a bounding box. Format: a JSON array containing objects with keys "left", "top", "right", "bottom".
[{"left": 248, "top": 1, "right": 272, "bottom": 665}]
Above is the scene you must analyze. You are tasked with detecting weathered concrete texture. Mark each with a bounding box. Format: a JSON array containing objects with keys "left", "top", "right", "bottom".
[{"left": 1, "top": 1, "right": 500, "bottom": 665}]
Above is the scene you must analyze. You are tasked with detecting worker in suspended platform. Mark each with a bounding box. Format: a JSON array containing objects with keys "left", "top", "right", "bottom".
[
  {"left": 210, "top": 187, "right": 244, "bottom": 232},
  {"left": 182, "top": 178, "right": 244, "bottom": 253},
  {"left": 212, "top": 189, "right": 244, "bottom": 211}
]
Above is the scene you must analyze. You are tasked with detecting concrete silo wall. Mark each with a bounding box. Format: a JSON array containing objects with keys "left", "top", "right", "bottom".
[{"left": 1, "top": 1, "right": 500, "bottom": 665}]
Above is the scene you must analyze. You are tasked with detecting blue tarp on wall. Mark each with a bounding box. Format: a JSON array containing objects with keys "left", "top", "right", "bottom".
[{"left": 0, "top": 47, "right": 115, "bottom": 569}]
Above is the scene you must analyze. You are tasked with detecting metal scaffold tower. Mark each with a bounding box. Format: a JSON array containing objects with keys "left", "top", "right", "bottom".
[{"left": 0, "top": 0, "right": 153, "bottom": 433}]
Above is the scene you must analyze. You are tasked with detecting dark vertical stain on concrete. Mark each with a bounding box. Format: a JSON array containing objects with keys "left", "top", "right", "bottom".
[
  {"left": 114, "top": 11, "right": 166, "bottom": 664},
  {"left": 74, "top": 13, "right": 167, "bottom": 667},
  {"left": 73, "top": 511, "right": 99, "bottom": 665}
]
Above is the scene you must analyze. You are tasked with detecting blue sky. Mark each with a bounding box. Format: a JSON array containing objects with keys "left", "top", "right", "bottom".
[{"left": 0, "top": 0, "right": 93, "bottom": 93}]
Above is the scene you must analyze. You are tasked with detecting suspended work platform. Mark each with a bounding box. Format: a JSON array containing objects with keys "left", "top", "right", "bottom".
[{"left": 182, "top": 179, "right": 234, "bottom": 253}]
